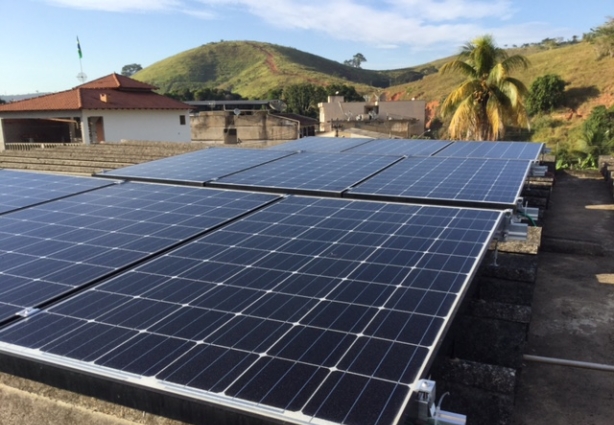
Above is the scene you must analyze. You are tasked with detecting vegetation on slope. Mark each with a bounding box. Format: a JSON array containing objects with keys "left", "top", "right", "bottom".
[
  {"left": 134, "top": 23, "right": 614, "bottom": 152},
  {"left": 134, "top": 41, "right": 423, "bottom": 98}
]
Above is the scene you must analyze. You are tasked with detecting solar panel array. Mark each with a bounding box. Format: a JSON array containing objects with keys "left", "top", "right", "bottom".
[
  {"left": 0, "top": 139, "right": 542, "bottom": 425},
  {"left": 0, "top": 183, "right": 278, "bottom": 323},
  {"left": 434, "top": 140, "right": 544, "bottom": 160},
  {"left": 0, "top": 169, "right": 116, "bottom": 214},
  {"left": 347, "top": 157, "right": 532, "bottom": 208},
  {"left": 96, "top": 148, "right": 294, "bottom": 185},
  {"left": 0, "top": 196, "right": 505, "bottom": 425},
  {"left": 268, "top": 136, "right": 373, "bottom": 152},
  {"left": 209, "top": 152, "right": 402, "bottom": 195},
  {"left": 344, "top": 139, "right": 452, "bottom": 156}
]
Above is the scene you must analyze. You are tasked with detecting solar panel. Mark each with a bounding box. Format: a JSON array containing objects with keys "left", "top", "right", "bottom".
[
  {"left": 347, "top": 156, "right": 532, "bottom": 208},
  {"left": 0, "top": 169, "right": 116, "bottom": 214},
  {"left": 208, "top": 151, "right": 402, "bottom": 196},
  {"left": 434, "top": 141, "right": 544, "bottom": 160},
  {"left": 343, "top": 139, "right": 452, "bottom": 156},
  {"left": 0, "top": 196, "right": 505, "bottom": 425},
  {"left": 95, "top": 148, "right": 295, "bottom": 185},
  {"left": 268, "top": 136, "right": 373, "bottom": 152},
  {"left": 0, "top": 183, "right": 279, "bottom": 323}
]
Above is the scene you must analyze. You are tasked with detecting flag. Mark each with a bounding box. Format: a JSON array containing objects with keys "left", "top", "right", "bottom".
[{"left": 77, "top": 37, "right": 82, "bottom": 59}]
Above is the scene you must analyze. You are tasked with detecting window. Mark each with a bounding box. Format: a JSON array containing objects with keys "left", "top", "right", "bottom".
[{"left": 179, "top": 115, "right": 186, "bottom": 125}]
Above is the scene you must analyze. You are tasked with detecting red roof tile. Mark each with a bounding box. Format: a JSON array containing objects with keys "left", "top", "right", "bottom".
[
  {"left": 78, "top": 73, "right": 157, "bottom": 91},
  {"left": 0, "top": 74, "right": 189, "bottom": 113}
]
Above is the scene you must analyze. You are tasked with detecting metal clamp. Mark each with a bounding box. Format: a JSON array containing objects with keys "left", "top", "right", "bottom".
[{"left": 410, "top": 379, "right": 467, "bottom": 425}]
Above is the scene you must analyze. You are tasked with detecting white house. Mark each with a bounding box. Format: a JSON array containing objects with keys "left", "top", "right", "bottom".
[{"left": 0, "top": 73, "right": 192, "bottom": 150}]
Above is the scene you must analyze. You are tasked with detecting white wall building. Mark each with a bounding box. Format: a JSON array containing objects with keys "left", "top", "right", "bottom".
[{"left": 0, "top": 74, "right": 192, "bottom": 150}]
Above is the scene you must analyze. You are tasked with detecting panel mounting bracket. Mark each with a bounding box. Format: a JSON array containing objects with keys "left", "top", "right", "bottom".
[
  {"left": 17, "top": 307, "right": 40, "bottom": 318},
  {"left": 530, "top": 162, "right": 548, "bottom": 177},
  {"left": 515, "top": 198, "right": 539, "bottom": 222},
  {"left": 493, "top": 210, "right": 529, "bottom": 242},
  {"left": 408, "top": 379, "right": 467, "bottom": 425}
]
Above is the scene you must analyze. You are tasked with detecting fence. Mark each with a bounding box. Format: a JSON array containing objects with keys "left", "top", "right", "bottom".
[{"left": 4, "top": 142, "right": 84, "bottom": 151}]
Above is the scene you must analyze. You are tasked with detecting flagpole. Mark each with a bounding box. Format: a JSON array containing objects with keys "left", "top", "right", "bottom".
[{"left": 76, "top": 36, "right": 86, "bottom": 83}]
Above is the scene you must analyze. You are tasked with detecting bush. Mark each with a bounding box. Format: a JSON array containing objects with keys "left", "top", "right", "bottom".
[{"left": 526, "top": 74, "right": 567, "bottom": 115}]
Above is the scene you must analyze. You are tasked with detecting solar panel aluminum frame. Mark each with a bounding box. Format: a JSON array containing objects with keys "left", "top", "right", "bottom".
[
  {"left": 346, "top": 159, "right": 536, "bottom": 210},
  {"left": 94, "top": 148, "right": 298, "bottom": 187},
  {"left": 206, "top": 153, "right": 405, "bottom": 198},
  {"left": 0, "top": 184, "right": 283, "bottom": 326},
  {"left": 434, "top": 141, "right": 546, "bottom": 161},
  {"left": 0, "top": 170, "right": 120, "bottom": 215},
  {"left": 0, "top": 200, "right": 510, "bottom": 425}
]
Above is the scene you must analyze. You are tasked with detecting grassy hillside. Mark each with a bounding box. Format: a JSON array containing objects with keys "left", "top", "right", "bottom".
[
  {"left": 384, "top": 43, "right": 614, "bottom": 144},
  {"left": 134, "top": 41, "right": 423, "bottom": 98},
  {"left": 136, "top": 40, "right": 614, "bottom": 145}
]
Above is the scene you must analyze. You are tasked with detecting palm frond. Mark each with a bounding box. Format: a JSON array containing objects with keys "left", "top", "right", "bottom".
[
  {"left": 440, "top": 60, "right": 476, "bottom": 79},
  {"left": 440, "top": 80, "right": 480, "bottom": 117},
  {"left": 448, "top": 98, "right": 476, "bottom": 140},
  {"left": 500, "top": 55, "right": 531, "bottom": 73}
]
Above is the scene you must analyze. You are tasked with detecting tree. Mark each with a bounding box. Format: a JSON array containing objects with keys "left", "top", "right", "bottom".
[
  {"left": 526, "top": 74, "right": 567, "bottom": 115},
  {"left": 439, "top": 35, "right": 530, "bottom": 141},
  {"left": 325, "top": 84, "right": 363, "bottom": 102},
  {"left": 344, "top": 53, "right": 367, "bottom": 68},
  {"left": 586, "top": 17, "right": 614, "bottom": 58},
  {"left": 281, "top": 83, "right": 327, "bottom": 117},
  {"left": 121, "top": 63, "right": 143, "bottom": 77}
]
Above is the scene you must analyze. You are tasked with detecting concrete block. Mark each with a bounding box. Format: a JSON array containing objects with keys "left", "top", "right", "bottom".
[
  {"left": 476, "top": 277, "right": 535, "bottom": 306},
  {"left": 480, "top": 252, "right": 539, "bottom": 283},
  {"left": 467, "top": 300, "right": 532, "bottom": 323},
  {"left": 453, "top": 316, "right": 527, "bottom": 369}
]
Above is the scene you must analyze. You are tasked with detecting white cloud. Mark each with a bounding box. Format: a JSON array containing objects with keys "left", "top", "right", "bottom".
[
  {"left": 193, "top": 0, "right": 525, "bottom": 49},
  {"left": 385, "top": 0, "right": 514, "bottom": 22},
  {"left": 44, "top": 0, "right": 182, "bottom": 12},
  {"left": 44, "top": 0, "right": 565, "bottom": 52}
]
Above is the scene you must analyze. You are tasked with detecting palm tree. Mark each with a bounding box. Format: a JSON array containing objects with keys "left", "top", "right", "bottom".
[{"left": 440, "top": 35, "right": 530, "bottom": 141}]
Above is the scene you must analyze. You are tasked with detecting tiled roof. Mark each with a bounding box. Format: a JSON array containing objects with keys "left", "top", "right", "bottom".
[
  {"left": 78, "top": 73, "right": 157, "bottom": 91},
  {"left": 0, "top": 74, "right": 188, "bottom": 113}
]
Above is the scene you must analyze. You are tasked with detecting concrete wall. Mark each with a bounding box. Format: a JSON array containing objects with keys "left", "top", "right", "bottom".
[
  {"left": 319, "top": 100, "right": 426, "bottom": 136},
  {"left": 191, "top": 112, "right": 298, "bottom": 142},
  {"left": 82, "top": 109, "right": 192, "bottom": 143},
  {"left": 0, "top": 119, "right": 4, "bottom": 151}
]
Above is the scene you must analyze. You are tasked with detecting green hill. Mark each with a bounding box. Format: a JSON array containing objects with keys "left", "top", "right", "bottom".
[
  {"left": 383, "top": 42, "right": 614, "bottom": 144},
  {"left": 134, "top": 41, "right": 424, "bottom": 98},
  {"left": 135, "top": 40, "right": 614, "bottom": 144}
]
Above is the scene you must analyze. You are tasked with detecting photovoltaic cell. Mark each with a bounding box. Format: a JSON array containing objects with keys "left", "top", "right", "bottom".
[
  {"left": 344, "top": 139, "right": 452, "bottom": 156},
  {"left": 434, "top": 141, "right": 544, "bottom": 160},
  {"left": 95, "top": 148, "right": 295, "bottom": 185},
  {"left": 347, "top": 156, "right": 532, "bottom": 208},
  {"left": 209, "top": 151, "right": 402, "bottom": 195},
  {"left": 0, "top": 169, "right": 116, "bottom": 214},
  {"left": 0, "top": 182, "right": 278, "bottom": 323},
  {"left": 0, "top": 196, "right": 505, "bottom": 425},
  {"left": 268, "top": 136, "right": 374, "bottom": 152}
]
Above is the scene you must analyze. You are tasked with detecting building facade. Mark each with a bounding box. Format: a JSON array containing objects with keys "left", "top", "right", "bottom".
[
  {"left": 0, "top": 74, "right": 192, "bottom": 150},
  {"left": 318, "top": 96, "right": 426, "bottom": 138}
]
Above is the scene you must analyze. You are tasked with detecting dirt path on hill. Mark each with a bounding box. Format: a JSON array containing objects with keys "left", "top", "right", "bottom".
[{"left": 513, "top": 170, "right": 614, "bottom": 425}]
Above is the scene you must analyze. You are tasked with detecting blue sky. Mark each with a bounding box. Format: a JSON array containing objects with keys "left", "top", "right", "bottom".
[{"left": 0, "top": 0, "right": 611, "bottom": 95}]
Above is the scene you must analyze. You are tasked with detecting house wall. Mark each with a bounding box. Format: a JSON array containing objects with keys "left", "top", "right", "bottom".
[
  {"left": 82, "top": 109, "right": 191, "bottom": 143},
  {"left": 191, "top": 112, "right": 298, "bottom": 142},
  {"left": 0, "top": 119, "right": 5, "bottom": 151},
  {"left": 318, "top": 100, "right": 426, "bottom": 136}
]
